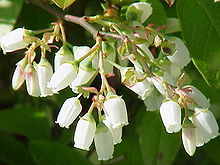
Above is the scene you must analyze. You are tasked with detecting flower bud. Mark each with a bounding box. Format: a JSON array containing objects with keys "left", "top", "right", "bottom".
[
  {"left": 74, "top": 113, "right": 96, "bottom": 151},
  {"left": 0, "top": 28, "right": 30, "bottom": 54},
  {"left": 192, "top": 108, "right": 219, "bottom": 141},
  {"left": 185, "top": 85, "right": 210, "bottom": 109},
  {"left": 103, "top": 117, "right": 122, "bottom": 145},
  {"left": 167, "top": 37, "right": 191, "bottom": 68},
  {"left": 160, "top": 100, "right": 182, "bottom": 133},
  {"left": 94, "top": 122, "right": 114, "bottom": 161},
  {"left": 126, "top": 2, "right": 152, "bottom": 23},
  {"left": 103, "top": 93, "right": 129, "bottom": 128},
  {"left": 48, "top": 63, "right": 77, "bottom": 93},
  {"left": 55, "top": 97, "right": 82, "bottom": 128},
  {"left": 54, "top": 45, "right": 74, "bottom": 71},
  {"left": 25, "top": 64, "right": 41, "bottom": 97},
  {"left": 182, "top": 118, "right": 196, "bottom": 156},
  {"left": 36, "top": 57, "right": 53, "bottom": 97},
  {"left": 12, "top": 57, "right": 28, "bottom": 90}
]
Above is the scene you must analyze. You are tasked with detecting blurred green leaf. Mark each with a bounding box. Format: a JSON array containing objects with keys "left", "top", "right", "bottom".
[
  {"left": 52, "top": 0, "right": 76, "bottom": 9},
  {"left": 204, "top": 137, "right": 220, "bottom": 165},
  {"left": 145, "top": 0, "right": 167, "bottom": 28},
  {"left": 138, "top": 111, "right": 180, "bottom": 165},
  {"left": 177, "top": 0, "right": 220, "bottom": 89},
  {"left": 0, "top": 0, "right": 24, "bottom": 37},
  {"left": 29, "top": 141, "right": 93, "bottom": 165},
  {"left": 0, "top": 105, "right": 51, "bottom": 140},
  {"left": 0, "top": 135, "right": 35, "bottom": 165}
]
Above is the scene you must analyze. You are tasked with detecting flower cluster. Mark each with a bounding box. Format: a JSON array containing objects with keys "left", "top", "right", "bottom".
[{"left": 0, "top": 1, "right": 219, "bottom": 160}]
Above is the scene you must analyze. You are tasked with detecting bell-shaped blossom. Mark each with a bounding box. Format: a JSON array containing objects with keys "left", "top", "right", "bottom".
[
  {"left": 127, "top": 77, "right": 153, "bottom": 100},
  {"left": 103, "top": 117, "right": 122, "bottom": 145},
  {"left": 70, "top": 67, "right": 97, "bottom": 93},
  {"left": 73, "top": 46, "right": 90, "bottom": 61},
  {"left": 144, "top": 87, "right": 163, "bottom": 111},
  {"left": 36, "top": 57, "right": 53, "bottom": 97},
  {"left": 167, "top": 37, "right": 191, "bottom": 68},
  {"left": 182, "top": 127, "right": 196, "bottom": 156},
  {"left": 126, "top": 2, "right": 152, "bottom": 23},
  {"left": 192, "top": 108, "right": 219, "bottom": 141},
  {"left": 94, "top": 122, "right": 114, "bottom": 161},
  {"left": 0, "top": 28, "right": 29, "bottom": 54},
  {"left": 74, "top": 113, "right": 96, "bottom": 151},
  {"left": 185, "top": 85, "right": 210, "bottom": 109},
  {"left": 103, "top": 93, "right": 129, "bottom": 129},
  {"left": 55, "top": 97, "right": 82, "bottom": 128},
  {"left": 160, "top": 100, "right": 182, "bottom": 133},
  {"left": 48, "top": 63, "right": 77, "bottom": 93},
  {"left": 54, "top": 46, "right": 74, "bottom": 71},
  {"left": 195, "top": 127, "right": 209, "bottom": 147},
  {"left": 151, "top": 78, "right": 166, "bottom": 96},
  {"left": 12, "top": 57, "right": 28, "bottom": 90},
  {"left": 25, "top": 64, "right": 41, "bottom": 97}
]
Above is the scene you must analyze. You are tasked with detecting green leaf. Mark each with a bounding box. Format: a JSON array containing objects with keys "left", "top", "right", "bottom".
[
  {"left": 52, "top": 0, "right": 76, "bottom": 9},
  {"left": 29, "top": 141, "right": 93, "bottom": 165},
  {"left": 145, "top": 0, "right": 167, "bottom": 28},
  {"left": 177, "top": 0, "right": 220, "bottom": 89},
  {"left": 0, "top": 0, "right": 24, "bottom": 37},
  {"left": 138, "top": 111, "right": 180, "bottom": 165},
  {"left": 0, "top": 105, "right": 51, "bottom": 140},
  {"left": 0, "top": 135, "right": 35, "bottom": 165}
]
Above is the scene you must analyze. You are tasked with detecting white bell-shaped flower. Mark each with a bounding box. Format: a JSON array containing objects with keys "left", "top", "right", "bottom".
[
  {"left": 25, "top": 64, "right": 41, "bottom": 97},
  {"left": 73, "top": 46, "right": 90, "bottom": 60},
  {"left": 185, "top": 85, "right": 210, "bottom": 109},
  {"left": 0, "top": 28, "right": 29, "bottom": 54},
  {"left": 94, "top": 122, "right": 114, "bottom": 161},
  {"left": 151, "top": 78, "right": 166, "bottom": 96},
  {"left": 160, "top": 100, "right": 182, "bottom": 133},
  {"left": 48, "top": 63, "right": 77, "bottom": 93},
  {"left": 192, "top": 108, "right": 219, "bottom": 141},
  {"left": 103, "top": 117, "right": 122, "bottom": 145},
  {"left": 144, "top": 87, "right": 163, "bottom": 111},
  {"left": 195, "top": 127, "right": 209, "bottom": 147},
  {"left": 54, "top": 46, "right": 74, "bottom": 71},
  {"left": 74, "top": 113, "right": 96, "bottom": 151},
  {"left": 36, "top": 57, "right": 53, "bottom": 97},
  {"left": 167, "top": 37, "right": 191, "bottom": 68},
  {"left": 182, "top": 127, "right": 196, "bottom": 156},
  {"left": 126, "top": 2, "right": 152, "bottom": 23},
  {"left": 127, "top": 77, "right": 153, "bottom": 100},
  {"left": 12, "top": 57, "right": 28, "bottom": 90},
  {"left": 70, "top": 67, "right": 97, "bottom": 93},
  {"left": 55, "top": 97, "right": 82, "bottom": 128},
  {"left": 103, "top": 93, "right": 129, "bottom": 129}
]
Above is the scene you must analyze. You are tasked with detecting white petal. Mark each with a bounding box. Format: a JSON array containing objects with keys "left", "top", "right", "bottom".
[
  {"left": 160, "top": 100, "right": 182, "bottom": 133},
  {"left": 182, "top": 127, "right": 196, "bottom": 156}
]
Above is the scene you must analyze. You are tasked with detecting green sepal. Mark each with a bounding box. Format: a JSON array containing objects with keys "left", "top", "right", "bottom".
[
  {"left": 96, "top": 122, "right": 109, "bottom": 133},
  {"left": 182, "top": 117, "right": 195, "bottom": 128}
]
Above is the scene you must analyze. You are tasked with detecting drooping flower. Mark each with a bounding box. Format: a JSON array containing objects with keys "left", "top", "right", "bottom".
[
  {"left": 12, "top": 57, "right": 28, "bottom": 90},
  {"left": 48, "top": 63, "right": 77, "bottom": 93},
  {"left": 160, "top": 100, "right": 182, "bottom": 133},
  {"left": 103, "top": 117, "right": 122, "bottom": 145},
  {"left": 192, "top": 108, "right": 219, "bottom": 142},
  {"left": 167, "top": 37, "right": 191, "bottom": 68},
  {"left": 74, "top": 113, "right": 96, "bottom": 151},
  {"left": 103, "top": 93, "right": 129, "bottom": 129},
  {"left": 36, "top": 57, "right": 53, "bottom": 97},
  {"left": 24, "top": 63, "right": 41, "bottom": 97},
  {"left": 0, "top": 28, "right": 30, "bottom": 54},
  {"left": 126, "top": 2, "right": 153, "bottom": 24},
  {"left": 185, "top": 85, "right": 210, "bottom": 109},
  {"left": 94, "top": 122, "right": 114, "bottom": 161},
  {"left": 54, "top": 45, "right": 74, "bottom": 71},
  {"left": 55, "top": 97, "right": 82, "bottom": 128}
]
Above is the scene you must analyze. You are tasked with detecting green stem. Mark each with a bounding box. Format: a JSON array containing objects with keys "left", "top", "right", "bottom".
[
  {"left": 32, "top": 27, "right": 54, "bottom": 35},
  {"left": 106, "top": 58, "right": 122, "bottom": 70}
]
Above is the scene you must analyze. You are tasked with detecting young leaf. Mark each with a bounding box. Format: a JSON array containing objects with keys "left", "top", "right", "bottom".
[{"left": 52, "top": 0, "right": 76, "bottom": 9}]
